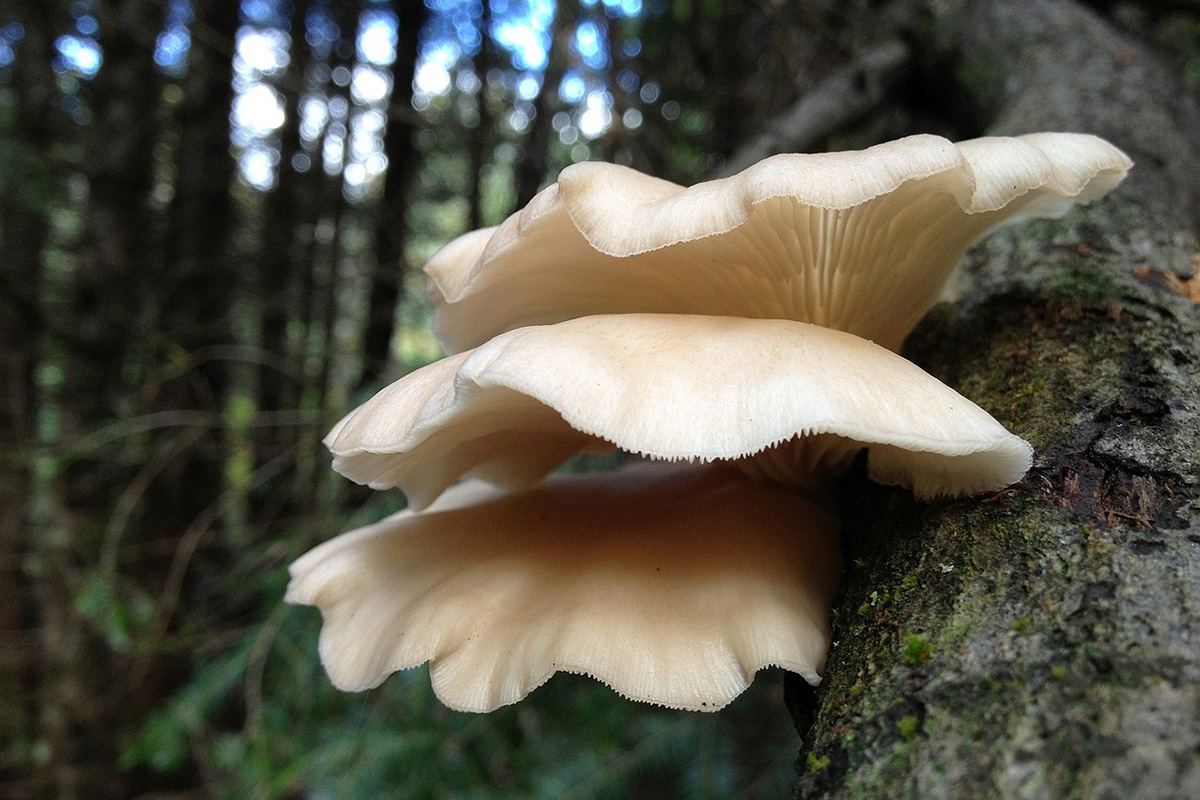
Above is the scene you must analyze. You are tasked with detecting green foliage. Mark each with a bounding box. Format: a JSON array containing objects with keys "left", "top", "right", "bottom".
[
  {"left": 73, "top": 571, "right": 156, "bottom": 652},
  {"left": 123, "top": 516, "right": 799, "bottom": 799}
]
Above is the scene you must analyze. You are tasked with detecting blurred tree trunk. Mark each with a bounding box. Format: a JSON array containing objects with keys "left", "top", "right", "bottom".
[
  {"left": 514, "top": 0, "right": 576, "bottom": 206},
  {"left": 791, "top": 1, "right": 1200, "bottom": 797},
  {"left": 0, "top": 1, "right": 66, "bottom": 793},
  {"left": 258, "top": 0, "right": 313, "bottom": 416},
  {"left": 29, "top": 2, "right": 164, "bottom": 797},
  {"left": 160, "top": 0, "right": 239, "bottom": 533},
  {"left": 166, "top": 0, "right": 238, "bottom": 308},
  {"left": 292, "top": 0, "right": 357, "bottom": 510},
  {"left": 359, "top": 0, "right": 428, "bottom": 388},
  {"left": 466, "top": 0, "right": 494, "bottom": 230}
]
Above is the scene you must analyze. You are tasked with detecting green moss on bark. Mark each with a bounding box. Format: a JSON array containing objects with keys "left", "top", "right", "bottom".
[{"left": 794, "top": 208, "right": 1200, "bottom": 800}]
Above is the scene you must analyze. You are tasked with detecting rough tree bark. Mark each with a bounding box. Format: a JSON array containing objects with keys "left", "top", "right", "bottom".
[{"left": 791, "top": 1, "right": 1200, "bottom": 797}]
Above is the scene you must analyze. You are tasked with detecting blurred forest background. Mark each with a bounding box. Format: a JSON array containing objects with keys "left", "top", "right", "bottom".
[{"left": 0, "top": 0, "right": 1198, "bottom": 798}]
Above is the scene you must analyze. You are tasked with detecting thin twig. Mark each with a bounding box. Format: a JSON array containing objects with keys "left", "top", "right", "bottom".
[
  {"left": 62, "top": 408, "right": 321, "bottom": 458},
  {"left": 99, "top": 426, "right": 208, "bottom": 577},
  {"left": 133, "top": 447, "right": 297, "bottom": 685}
]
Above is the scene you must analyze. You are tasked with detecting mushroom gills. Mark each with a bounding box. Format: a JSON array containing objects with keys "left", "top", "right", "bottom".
[
  {"left": 326, "top": 313, "right": 1033, "bottom": 510},
  {"left": 427, "top": 133, "right": 1132, "bottom": 353}
]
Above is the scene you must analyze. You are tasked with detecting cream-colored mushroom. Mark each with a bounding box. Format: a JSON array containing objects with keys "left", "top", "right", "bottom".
[
  {"left": 326, "top": 313, "right": 1032, "bottom": 510},
  {"left": 285, "top": 463, "right": 840, "bottom": 712},
  {"left": 426, "top": 133, "right": 1130, "bottom": 353},
  {"left": 295, "top": 135, "right": 1128, "bottom": 712}
]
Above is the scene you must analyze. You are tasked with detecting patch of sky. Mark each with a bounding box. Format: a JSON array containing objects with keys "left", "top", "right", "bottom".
[
  {"left": 300, "top": 94, "right": 329, "bottom": 144},
  {"left": 358, "top": 9, "right": 398, "bottom": 65},
  {"left": 573, "top": 21, "right": 607, "bottom": 70},
  {"left": 455, "top": 68, "right": 481, "bottom": 93},
  {"left": 350, "top": 113, "right": 385, "bottom": 161},
  {"left": 583, "top": 0, "right": 641, "bottom": 14},
  {"left": 76, "top": 14, "right": 98, "bottom": 36},
  {"left": 55, "top": 35, "right": 101, "bottom": 76},
  {"left": 352, "top": 65, "right": 391, "bottom": 104},
  {"left": 415, "top": 41, "right": 456, "bottom": 97},
  {"left": 323, "top": 126, "right": 345, "bottom": 175},
  {"left": 154, "top": 0, "right": 193, "bottom": 77},
  {"left": 442, "top": 0, "right": 482, "bottom": 56},
  {"left": 306, "top": 4, "right": 340, "bottom": 60},
  {"left": 604, "top": 0, "right": 642, "bottom": 16},
  {"left": 51, "top": 2, "right": 102, "bottom": 76},
  {"left": 233, "top": 82, "right": 285, "bottom": 135},
  {"left": 517, "top": 73, "right": 540, "bottom": 100},
  {"left": 508, "top": 107, "right": 530, "bottom": 132},
  {"left": 493, "top": 18, "right": 547, "bottom": 70},
  {"left": 240, "top": 147, "right": 278, "bottom": 190},
  {"left": 493, "top": 0, "right": 552, "bottom": 70},
  {"left": 241, "top": 0, "right": 283, "bottom": 27},
  {"left": 578, "top": 89, "right": 610, "bottom": 138},
  {"left": 456, "top": 25, "right": 483, "bottom": 55},
  {"left": 0, "top": 23, "right": 25, "bottom": 69},
  {"left": 231, "top": 2, "right": 292, "bottom": 191},
  {"left": 356, "top": 108, "right": 387, "bottom": 135},
  {"left": 236, "top": 27, "right": 290, "bottom": 75},
  {"left": 328, "top": 94, "right": 349, "bottom": 120},
  {"left": 559, "top": 71, "right": 585, "bottom": 103}
]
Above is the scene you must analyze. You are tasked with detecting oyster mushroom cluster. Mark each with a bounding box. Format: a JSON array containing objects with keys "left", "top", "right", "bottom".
[{"left": 287, "top": 133, "right": 1130, "bottom": 713}]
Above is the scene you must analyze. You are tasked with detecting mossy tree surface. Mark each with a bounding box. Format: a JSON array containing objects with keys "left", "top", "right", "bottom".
[{"left": 793, "top": 1, "right": 1200, "bottom": 797}]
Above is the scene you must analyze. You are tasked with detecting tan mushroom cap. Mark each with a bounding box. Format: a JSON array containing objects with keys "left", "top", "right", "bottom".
[
  {"left": 326, "top": 313, "right": 1033, "bottom": 509},
  {"left": 427, "top": 133, "right": 1131, "bottom": 353},
  {"left": 285, "top": 463, "right": 841, "bottom": 712}
]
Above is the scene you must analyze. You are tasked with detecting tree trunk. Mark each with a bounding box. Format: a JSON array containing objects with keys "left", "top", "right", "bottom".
[
  {"left": 466, "top": 0, "right": 494, "bottom": 231},
  {"left": 0, "top": 2, "right": 65, "bottom": 793},
  {"left": 165, "top": 0, "right": 238, "bottom": 300},
  {"left": 28, "top": 3, "right": 163, "bottom": 797},
  {"left": 514, "top": 0, "right": 577, "bottom": 207},
  {"left": 793, "top": 1, "right": 1200, "bottom": 797},
  {"left": 358, "top": 0, "right": 428, "bottom": 389}
]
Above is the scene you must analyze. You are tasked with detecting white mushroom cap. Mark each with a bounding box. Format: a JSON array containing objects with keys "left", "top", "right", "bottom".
[
  {"left": 426, "top": 133, "right": 1131, "bottom": 353},
  {"left": 326, "top": 313, "right": 1033, "bottom": 509},
  {"left": 285, "top": 463, "right": 841, "bottom": 712}
]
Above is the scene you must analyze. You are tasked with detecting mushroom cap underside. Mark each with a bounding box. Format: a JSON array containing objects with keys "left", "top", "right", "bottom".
[
  {"left": 326, "top": 313, "right": 1033, "bottom": 509},
  {"left": 427, "top": 132, "right": 1131, "bottom": 353},
  {"left": 285, "top": 463, "right": 841, "bottom": 712}
]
